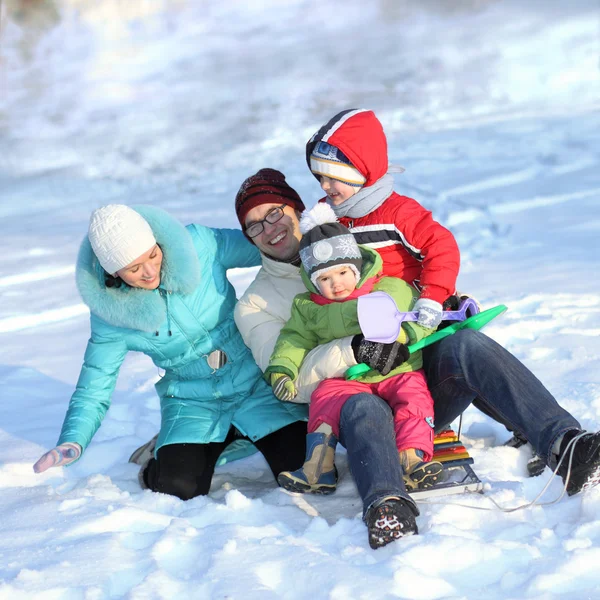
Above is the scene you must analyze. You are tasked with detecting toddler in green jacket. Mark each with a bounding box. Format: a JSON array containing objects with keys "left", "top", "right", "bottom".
[{"left": 266, "top": 203, "right": 444, "bottom": 494}]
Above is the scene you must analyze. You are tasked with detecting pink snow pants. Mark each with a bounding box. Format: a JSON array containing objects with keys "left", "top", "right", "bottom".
[{"left": 309, "top": 370, "right": 435, "bottom": 461}]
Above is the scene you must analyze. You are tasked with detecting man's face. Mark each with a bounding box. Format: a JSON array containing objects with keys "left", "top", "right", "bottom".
[{"left": 245, "top": 202, "right": 302, "bottom": 261}]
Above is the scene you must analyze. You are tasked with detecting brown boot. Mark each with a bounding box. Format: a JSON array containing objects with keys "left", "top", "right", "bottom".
[{"left": 399, "top": 448, "right": 445, "bottom": 490}]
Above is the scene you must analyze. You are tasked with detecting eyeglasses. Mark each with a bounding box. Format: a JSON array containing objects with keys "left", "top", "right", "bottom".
[{"left": 245, "top": 204, "right": 287, "bottom": 238}]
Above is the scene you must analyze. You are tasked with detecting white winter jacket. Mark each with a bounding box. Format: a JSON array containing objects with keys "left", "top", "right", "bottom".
[{"left": 234, "top": 254, "right": 357, "bottom": 403}]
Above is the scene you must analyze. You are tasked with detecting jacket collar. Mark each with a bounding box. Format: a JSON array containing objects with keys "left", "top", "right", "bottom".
[
  {"left": 260, "top": 252, "right": 302, "bottom": 279},
  {"left": 75, "top": 206, "right": 201, "bottom": 332}
]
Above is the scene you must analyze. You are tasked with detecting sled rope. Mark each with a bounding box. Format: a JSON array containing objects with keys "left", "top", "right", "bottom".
[{"left": 415, "top": 432, "right": 594, "bottom": 513}]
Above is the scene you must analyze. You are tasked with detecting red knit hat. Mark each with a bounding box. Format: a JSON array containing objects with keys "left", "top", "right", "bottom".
[{"left": 235, "top": 169, "right": 305, "bottom": 237}]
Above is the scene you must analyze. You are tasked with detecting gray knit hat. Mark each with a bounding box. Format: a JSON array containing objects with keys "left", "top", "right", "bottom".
[{"left": 299, "top": 203, "right": 362, "bottom": 290}]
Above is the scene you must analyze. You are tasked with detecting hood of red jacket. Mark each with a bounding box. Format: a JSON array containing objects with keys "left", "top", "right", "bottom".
[{"left": 306, "top": 109, "right": 388, "bottom": 187}]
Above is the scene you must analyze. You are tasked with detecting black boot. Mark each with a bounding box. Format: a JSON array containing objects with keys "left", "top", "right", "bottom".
[
  {"left": 557, "top": 430, "right": 600, "bottom": 495},
  {"left": 503, "top": 431, "right": 529, "bottom": 449},
  {"left": 504, "top": 432, "right": 545, "bottom": 477},
  {"left": 365, "top": 497, "right": 418, "bottom": 549}
]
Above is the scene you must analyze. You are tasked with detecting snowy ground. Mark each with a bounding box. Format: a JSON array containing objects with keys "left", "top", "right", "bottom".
[{"left": 1, "top": 0, "right": 600, "bottom": 598}]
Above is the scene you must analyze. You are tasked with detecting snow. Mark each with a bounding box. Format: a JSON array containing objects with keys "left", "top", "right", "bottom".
[{"left": 1, "top": 0, "right": 600, "bottom": 597}]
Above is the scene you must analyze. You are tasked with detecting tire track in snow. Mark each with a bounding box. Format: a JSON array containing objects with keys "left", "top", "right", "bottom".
[
  {"left": 0, "top": 304, "right": 88, "bottom": 333},
  {"left": 0, "top": 266, "right": 75, "bottom": 288}
]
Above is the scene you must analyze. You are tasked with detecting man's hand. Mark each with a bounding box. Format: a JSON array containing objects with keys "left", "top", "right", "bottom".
[
  {"left": 352, "top": 335, "right": 410, "bottom": 376},
  {"left": 270, "top": 373, "right": 298, "bottom": 402},
  {"left": 33, "top": 442, "right": 82, "bottom": 473}
]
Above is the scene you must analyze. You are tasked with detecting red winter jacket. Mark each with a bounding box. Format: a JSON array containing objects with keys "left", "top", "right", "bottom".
[{"left": 306, "top": 109, "right": 460, "bottom": 304}]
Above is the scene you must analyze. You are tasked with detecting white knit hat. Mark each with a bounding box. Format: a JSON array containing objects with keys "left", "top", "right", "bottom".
[{"left": 88, "top": 205, "right": 157, "bottom": 275}]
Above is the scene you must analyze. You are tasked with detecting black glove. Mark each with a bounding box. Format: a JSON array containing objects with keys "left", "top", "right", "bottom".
[
  {"left": 438, "top": 294, "right": 480, "bottom": 330},
  {"left": 351, "top": 335, "right": 410, "bottom": 376}
]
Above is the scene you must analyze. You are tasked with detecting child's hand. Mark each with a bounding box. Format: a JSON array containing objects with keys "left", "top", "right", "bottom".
[
  {"left": 413, "top": 298, "right": 443, "bottom": 329},
  {"left": 33, "top": 442, "right": 82, "bottom": 473},
  {"left": 397, "top": 328, "right": 408, "bottom": 344},
  {"left": 351, "top": 335, "right": 410, "bottom": 375},
  {"left": 270, "top": 373, "right": 298, "bottom": 402}
]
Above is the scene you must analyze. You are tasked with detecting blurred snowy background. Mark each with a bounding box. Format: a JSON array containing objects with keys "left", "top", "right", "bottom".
[{"left": 1, "top": 1, "right": 599, "bottom": 598}]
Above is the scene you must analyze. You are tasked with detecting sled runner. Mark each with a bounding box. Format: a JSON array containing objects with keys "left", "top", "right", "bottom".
[{"left": 409, "top": 428, "right": 484, "bottom": 499}]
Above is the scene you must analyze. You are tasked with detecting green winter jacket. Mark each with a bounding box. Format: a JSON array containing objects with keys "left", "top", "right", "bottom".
[{"left": 265, "top": 246, "right": 432, "bottom": 384}]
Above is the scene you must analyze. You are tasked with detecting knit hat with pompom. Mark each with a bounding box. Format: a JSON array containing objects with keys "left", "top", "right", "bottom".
[{"left": 299, "top": 203, "right": 362, "bottom": 290}]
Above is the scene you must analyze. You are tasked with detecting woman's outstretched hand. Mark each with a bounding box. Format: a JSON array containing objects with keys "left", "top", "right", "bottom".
[{"left": 33, "top": 442, "right": 82, "bottom": 473}]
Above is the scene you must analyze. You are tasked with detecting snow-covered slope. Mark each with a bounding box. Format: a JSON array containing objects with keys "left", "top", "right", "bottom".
[{"left": 1, "top": 0, "right": 599, "bottom": 597}]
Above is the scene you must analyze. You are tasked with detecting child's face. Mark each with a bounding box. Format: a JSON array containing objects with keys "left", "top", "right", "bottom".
[
  {"left": 319, "top": 176, "right": 360, "bottom": 206},
  {"left": 316, "top": 265, "right": 357, "bottom": 300}
]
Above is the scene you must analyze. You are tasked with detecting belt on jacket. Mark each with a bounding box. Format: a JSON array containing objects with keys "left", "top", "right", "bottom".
[{"left": 204, "top": 349, "right": 228, "bottom": 372}]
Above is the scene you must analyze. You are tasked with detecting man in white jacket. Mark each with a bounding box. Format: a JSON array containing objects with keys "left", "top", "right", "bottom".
[
  {"left": 233, "top": 168, "right": 600, "bottom": 548},
  {"left": 234, "top": 168, "right": 421, "bottom": 547}
]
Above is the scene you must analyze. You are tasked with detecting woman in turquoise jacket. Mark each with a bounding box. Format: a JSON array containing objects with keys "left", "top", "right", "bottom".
[{"left": 33, "top": 204, "right": 307, "bottom": 499}]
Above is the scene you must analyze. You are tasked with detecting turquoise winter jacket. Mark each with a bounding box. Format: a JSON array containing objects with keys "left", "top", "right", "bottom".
[{"left": 58, "top": 206, "right": 307, "bottom": 459}]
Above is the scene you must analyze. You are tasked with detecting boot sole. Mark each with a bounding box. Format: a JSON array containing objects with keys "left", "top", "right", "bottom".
[
  {"left": 527, "top": 455, "right": 546, "bottom": 478},
  {"left": 128, "top": 434, "right": 158, "bottom": 465},
  {"left": 277, "top": 473, "right": 337, "bottom": 495},
  {"left": 367, "top": 504, "right": 418, "bottom": 549},
  {"left": 567, "top": 463, "right": 600, "bottom": 496},
  {"left": 406, "top": 462, "right": 446, "bottom": 490}
]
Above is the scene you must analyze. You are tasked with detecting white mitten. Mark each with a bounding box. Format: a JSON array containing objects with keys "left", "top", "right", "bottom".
[{"left": 413, "top": 298, "right": 443, "bottom": 329}]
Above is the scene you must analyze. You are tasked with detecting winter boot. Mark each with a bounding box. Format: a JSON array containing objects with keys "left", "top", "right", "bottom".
[
  {"left": 504, "top": 432, "right": 545, "bottom": 477},
  {"left": 503, "top": 431, "right": 529, "bottom": 449},
  {"left": 365, "top": 496, "right": 419, "bottom": 549},
  {"left": 129, "top": 434, "right": 158, "bottom": 465},
  {"left": 557, "top": 430, "right": 600, "bottom": 495},
  {"left": 138, "top": 461, "right": 150, "bottom": 490},
  {"left": 277, "top": 426, "right": 338, "bottom": 494},
  {"left": 399, "top": 448, "right": 445, "bottom": 490},
  {"left": 526, "top": 454, "right": 546, "bottom": 478}
]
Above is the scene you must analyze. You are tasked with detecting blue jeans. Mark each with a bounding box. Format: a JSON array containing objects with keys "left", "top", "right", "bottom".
[
  {"left": 339, "top": 329, "right": 581, "bottom": 515},
  {"left": 422, "top": 329, "right": 580, "bottom": 467},
  {"left": 339, "top": 392, "right": 418, "bottom": 518}
]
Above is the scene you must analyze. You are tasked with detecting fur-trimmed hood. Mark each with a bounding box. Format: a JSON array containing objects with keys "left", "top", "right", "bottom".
[{"left": 76, "top": 205, "right": 201, "bottom": 332}]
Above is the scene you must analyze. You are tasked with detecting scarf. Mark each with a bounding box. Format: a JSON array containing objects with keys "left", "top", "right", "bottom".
[
  {"left": 309, "top": 273, "right": 381, "bottom": 305},
  {"left": 267, "top": 252, "right": 301, "bottom": 267},
  {"left": 326, "top": 174, "right": 394, "bottom": 219}
]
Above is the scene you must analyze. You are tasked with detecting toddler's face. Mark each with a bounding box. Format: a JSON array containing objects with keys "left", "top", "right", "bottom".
[
  {"left": 316, "top": 265, "right": 357, "bottom": 300},
  {"left": 319, "top": 176, "right": 360, "bottom": 205}
]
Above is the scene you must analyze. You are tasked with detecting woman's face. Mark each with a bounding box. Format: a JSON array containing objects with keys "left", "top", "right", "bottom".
[{"left": 116, "top": 244, "right": 163, "bottom": 289}]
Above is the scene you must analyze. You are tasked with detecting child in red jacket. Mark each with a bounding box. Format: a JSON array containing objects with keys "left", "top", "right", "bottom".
[{"left": 306, "top": 108, "right": 460, "bottom": 330}]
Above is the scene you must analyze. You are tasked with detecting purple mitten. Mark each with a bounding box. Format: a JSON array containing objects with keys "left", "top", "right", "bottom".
[{"left": 33, "top": 442, "right": 82, "bottom": 473}]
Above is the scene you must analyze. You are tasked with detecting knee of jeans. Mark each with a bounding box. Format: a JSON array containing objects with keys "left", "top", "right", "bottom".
[
  {"left": 439, "top": 328, "right": 488, "bottom": 366},
  {"left": 157, "top": 473, "right": 208, "bottom": 501},
  {"left": 450, "top": 328, "right": 479, "bottom": 351},
  {"left": 340, "top": 392, "right": 391, "bottom": 424}
]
